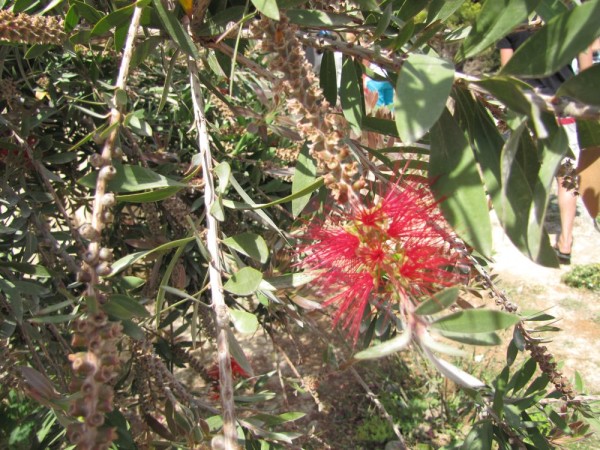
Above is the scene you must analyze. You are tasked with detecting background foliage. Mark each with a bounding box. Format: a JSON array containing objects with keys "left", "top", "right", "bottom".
[{"left": 1, "top": 0, "right": 599, "bottom": 448}]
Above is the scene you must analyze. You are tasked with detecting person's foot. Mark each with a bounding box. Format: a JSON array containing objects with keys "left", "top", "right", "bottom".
[
  {"left": 555, "top": 236, "right": 573, "bottom": 264},
  {"left": 554, "top": 247, "right": 571, "bottom": 265}
]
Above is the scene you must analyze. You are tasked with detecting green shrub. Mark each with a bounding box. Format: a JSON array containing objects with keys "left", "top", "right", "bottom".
[{"left": 562, "top": 264, "right": 600, "bottom": 292}]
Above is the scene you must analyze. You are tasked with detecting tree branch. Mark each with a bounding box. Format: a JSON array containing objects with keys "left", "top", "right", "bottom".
[{"left": 184, "top": 16, "right": 239, "bottom": 450}]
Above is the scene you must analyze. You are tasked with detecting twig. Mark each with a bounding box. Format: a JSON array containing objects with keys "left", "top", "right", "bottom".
[
  {"left": 184, "top": 16, "right": 238, "bottom": 450},
  {"left": 208, "top": 40, "right": 278, "bottom": 82},
  {"left": 458, "top": 73, "right": 600, "bottom": 121},
  {"left": 296, "top": 31, "right": 600, "bottom": 121},
  {"left": 85, "top": 5, "right": 143, "bottom": 298},
  {"left": 349, "top": 367, "right": 408, "bottom": 449}
]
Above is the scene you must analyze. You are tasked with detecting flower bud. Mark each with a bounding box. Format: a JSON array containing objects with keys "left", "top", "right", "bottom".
[
  {"left": 89, "top": 153, "right": 106, "bottom": 168},
  {"left": 79, "top": 224, "right": 99, "bottom": 241},
  {"left": 98, "top": 247, "right": 113, "bottom": 261},
  {"left": 98, "top": 165, "right": 116, "bottom": 181},
  {"left": 95, "top": 262, "right": 112, "bottom": 277}
]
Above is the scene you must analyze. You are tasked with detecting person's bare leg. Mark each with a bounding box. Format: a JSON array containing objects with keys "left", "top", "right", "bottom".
[{"left": 556, "top": 177, "right": 577, "bottom": 254}]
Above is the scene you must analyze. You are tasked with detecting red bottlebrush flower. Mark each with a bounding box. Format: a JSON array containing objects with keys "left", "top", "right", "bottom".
[
  {"left": 298, "top": 180, "right": 466, "bottom": 342},
  {"left": 206, "top": 358, "right": 250, "bottom": 400}
]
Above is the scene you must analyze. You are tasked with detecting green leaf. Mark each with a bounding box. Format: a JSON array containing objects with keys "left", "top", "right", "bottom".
[
  {"left": 227, "top": 328, "right": 254, "bottom": 376},
  {"left": 526, "top": 119, "right": 566, "bottom": 266},
  {"left": 194, "top": 6, "right": 245, "bottom": 36},
  {"left": 152, "top": 0, "right": 199, "bottom": 59},
  {"left": 319, "top": 51, "right": 338, "bottom": 106},
  {"left": 535, "top": 0, "right": 568, "bottom": 22},
  {"left": 110, "top": 237, "right": 195, "bottom": 275},
  {"left": 224, "top": 267, "right": 263, "bottom": 296},
  {"left": 0, "top": 261, "right": 51, "bottom": 277},
  {"left": 259, "top": 272, "right": 317, "bottom": 290},
  {"left": 363, "top": 116, "right": 399, "bottom": 137},
  {"left": 453, "top": 88, "right": 551, "bottom": 264},
  {"left": 415, "top": 286, "right": 459, "bottom": 316},
  {"left": 247, "top": 412, "right": 306, "bottom": 427},
  {"left": 429, "top": 109, "right": 493, "bottom": 257},
  {"left": 125, "top": 113, "right": 153, "bottom": 137},
  {"left": 117, "top": 187, "right": 183, "bottom": 203},
  {"left": 431, "top": 309, "right": 520, "bottom": 334},
  {"left": 492, "top": 366, "right": 510, "bottom": 418},
  {"left": 29, "top": 314, "right": 80, "bottom": 324},
  {"left": 475, "top": 76, "right": 548, "bottom": 138},
  {"left": 457, "top": 0, "right": 539, "bottom": 62},
  {"left": 251, "top": 0, "right": 280, "bottom": 21},
  {"left": 223, "top": 233, "right": 269, "bottom": 264},
  {"left": 354, "top": 330, "right": 411, "bottom": 360},
  {"left": 394, "top": 53, "right": 454, "bottom": 144},
  {"left": 577, "top": 119, "right": 600, "bottom": 148},
  {"left": 397, "top": 0, "right": 430, "bottom": 21},
  {"left": 291, "top": 144, "right": 317, "bottom": 217},
  {"left": 353, "top": 0, "right": 380, "bottom": 11},
  {"left": 501, "top": 1, "right": 600, "bottom": 78},
  {"left": 373, "top": 3, "right": 392, "bottom": 38},
  {"left": 91, "top": 3, "right": 135, "bottom": 36},
  {"left": 340, "top": 56, "right": 363, "bottom": 135},
  {"left": 462, "top": 421, "right": 493, "bottom": 450},
  {"left": 438, "top": 330, "right": 502, "bottom": 346},
  {"left": 103, "top": 294, "right": 150, "bottom": 320},
  {"left": 214, "top": 162, "right": 231, "bottom": 194},
  {"left": 557, "top": 64, "right": 600, "bottom": 106},
  {"left": 71, "top": 0, "right": 103, "bottom": 24},
  {"left": 427, "top": 0, "right": 465, "bottom": 24},
  {"left": 121, "top": 276, "right": 146, "bottom": 290},
  {"left": 223, "top": 177, "right": 324, "bottom": 210},
  {"left": 78, "top": 162, "right": 186, "bottom": 193},
  {"left": 230, "top": 309, "right": 259, "bottom": 334},
  {"left": 286, "top": 9, "right": 356, "bottom": 27}
]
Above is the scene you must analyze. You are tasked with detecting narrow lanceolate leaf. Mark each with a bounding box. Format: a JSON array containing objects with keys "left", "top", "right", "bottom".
[
  {"left": 78, "top": 162, "right": 185, "bottom": 193},
  {"left": 526, "top": 118, "right": 566, "bottom": 266},
  {"left": 291, "top": 144, "right": 317, "bottom": 218},
  {"left": 152, "top": 0, "right": 199, "bottom": 59},
  {"left": 431, "top": 309, "right": 520, "bottom": 334},
  {"left": 415, "top": 286, "right": 459, "bottom": 316},
  {"left": 223, "top": 233, "right": 269, "bottom": 264},
  {"left": 224, "top": 267, "right": 263, "bottom": 296},
  {"left": 456, "top": 0, "right": 539, "bottom": 62},
  {"left": 319, "top": 51, "right": 338, "bottom": 105},
  {"left": 103, "top": 294, "right": 151, "bottom": 320},
  {"left": 501, "top": 1, "right": 600, "bottom": 78},
  {"left": 461, "top": 421, "right": 493, "bottom": 450},
  {"left": 251, "top": 0, "right": 280, "bottom": 21},
  {"left": 437, "top": 330, "right": 502, "bottom": 346},
  {"left": 422, "top": 346, "right": 486, "bottom": 390},
  {"left": 453, "top": 88, "right": 549, "bottom": 263},
  {"left": 230, "top": 309, "right": 259, "bottom": 334},
  {"left": 354, "top": 330, "right": 412, "bottom": 360},
  {"left": 429, "top": 109, "right": 492, "bottom": 257},
  {"left": 394, "top": 53, "right": 454, "bottom": 144},
  {"left": 340, "top": 56, "right": 363, "bottom": 135},
  {"left": 557, "top": 65, "right": 600, "bottom": 107}
]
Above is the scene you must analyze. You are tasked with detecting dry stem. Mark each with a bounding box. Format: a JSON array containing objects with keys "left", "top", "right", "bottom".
[{"left": 184, "top": 16, "right": 239, "bottom": 450}]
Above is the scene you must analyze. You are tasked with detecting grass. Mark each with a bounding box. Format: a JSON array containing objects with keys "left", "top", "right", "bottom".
[{"left": 561, "top": 264, "right": 600, "bottom": 293}]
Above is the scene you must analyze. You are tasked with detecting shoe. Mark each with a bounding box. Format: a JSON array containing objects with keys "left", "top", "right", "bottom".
[{"left": 553, "top": 247, "right": 571, "bottom": 265}]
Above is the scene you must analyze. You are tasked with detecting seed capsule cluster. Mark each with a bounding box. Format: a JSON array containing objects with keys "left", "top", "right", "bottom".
[
  {"left": 0, "top": 10, "right": 66, "bottom": 45},
  {"left": 251, "top": 15, "right": 365, "bottom": 203},
  {"left": 67, "top": 312, "right": 122, "bottom": 449}
]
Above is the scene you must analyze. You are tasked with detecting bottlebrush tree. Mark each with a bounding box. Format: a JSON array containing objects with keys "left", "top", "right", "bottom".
[{"left": 0, "top": 0, "right": 599, "bottom": 449}]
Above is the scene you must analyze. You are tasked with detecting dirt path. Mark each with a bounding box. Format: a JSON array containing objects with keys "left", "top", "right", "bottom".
[{"left": 489, "top": 193, "right": 600, "bottom": 392}]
